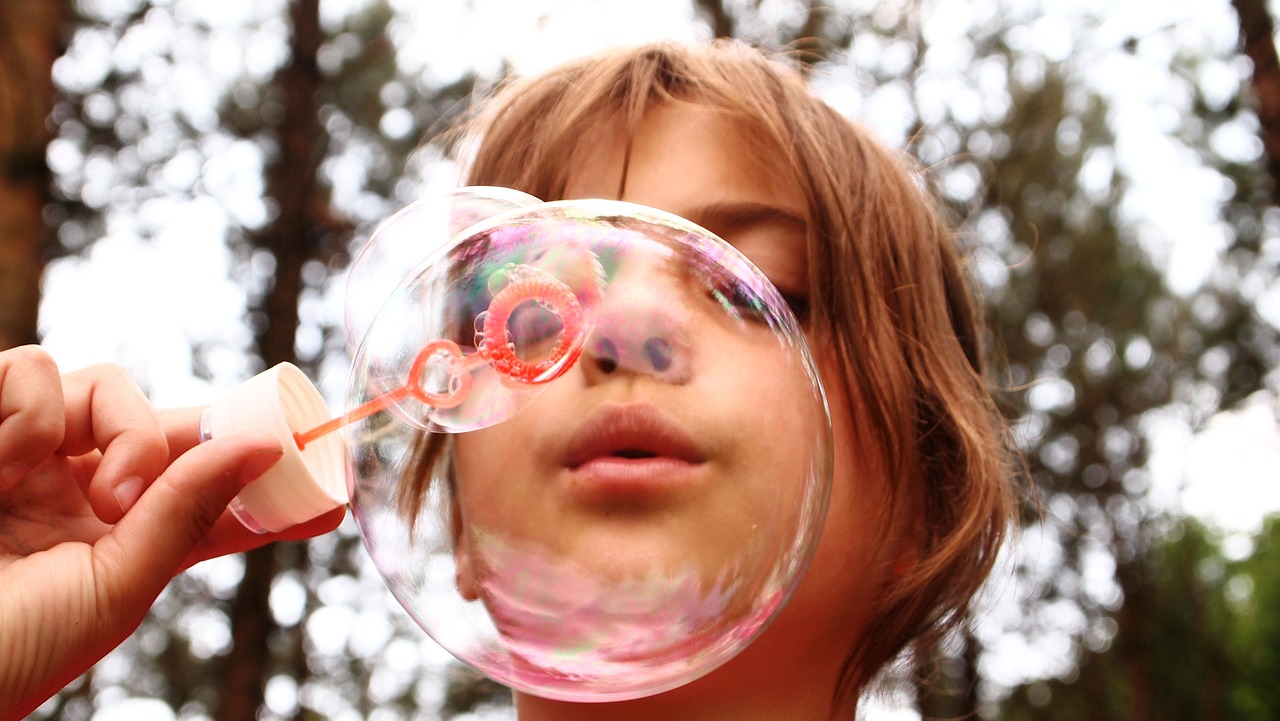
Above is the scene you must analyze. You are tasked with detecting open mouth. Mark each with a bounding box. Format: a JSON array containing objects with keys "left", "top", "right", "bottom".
[
  {"left": 563, "top": 403, "right": 705, "bottom": 470},
  {"left": 611, "top": 448, "right": 658, "bottom": 460}
]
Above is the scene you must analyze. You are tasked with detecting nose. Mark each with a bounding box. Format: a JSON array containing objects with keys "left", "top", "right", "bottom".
[{"left": 580, "top": 271, "right": 693, "bottom": 385}]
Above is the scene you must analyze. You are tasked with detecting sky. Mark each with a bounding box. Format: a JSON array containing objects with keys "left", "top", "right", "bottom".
[{"left": 26, "top": 0, "right": 1280, "bottom": 719}]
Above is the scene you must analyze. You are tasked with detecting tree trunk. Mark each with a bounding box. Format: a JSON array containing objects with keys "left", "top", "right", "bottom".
[
  {"left": 1113, "top": 556, "right": 1155, "bottom": 721},
  {"left": 216, "top": 0, "right": 331, "bottom": 719},
  {"left": 693, "top": 0, "right": 736, "bottom": 40},
  {"left": 1232, "top": 0, "right": 1280, "bottom": 204},
  {"left": 915, "top": 628, "right": 978, "bottom": 721},
  {"left": 217, "top": 547, "right": 281, "bottom": 721},
  {"left": 0, "top": 0, "right": 64, "bottom": 350}
]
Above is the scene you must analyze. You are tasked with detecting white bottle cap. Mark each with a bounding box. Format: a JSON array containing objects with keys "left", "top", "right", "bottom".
[{"left": 201, "top": 362, "right": 347, "bottom": 533}]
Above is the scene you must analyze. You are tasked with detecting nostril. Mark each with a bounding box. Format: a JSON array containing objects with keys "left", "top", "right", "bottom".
[
  {"left": 593, "top": 337, "right": 619, "bottom": 373},
  {"left": 644, "top": 337, "right": 673, "bottom": 372}
]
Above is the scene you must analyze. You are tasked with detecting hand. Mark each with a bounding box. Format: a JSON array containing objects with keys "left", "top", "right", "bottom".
[{"left": 0, "top": 346, "right": 345, "bottom": 720}]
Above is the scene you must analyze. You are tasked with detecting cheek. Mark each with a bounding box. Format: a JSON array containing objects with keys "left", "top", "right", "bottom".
[
  {"left": 450, "top": 383, "right": 577, "bottom": 536},
  {"left": 451, "top": 428, "right": 545, "bottom": 595},
  {"left": 453, "top": 431, "right": 503, "bottom": 501},
  {"left": 452, "top": 425, "right": 534, "bottom": 533},
  {"left": 794, "top": 358, "right": 898, "bottom": 621}
]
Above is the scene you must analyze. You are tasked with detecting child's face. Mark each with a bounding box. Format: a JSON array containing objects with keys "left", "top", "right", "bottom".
[{"left": 452, "top": 104, "right": 899, "bottom": 687}]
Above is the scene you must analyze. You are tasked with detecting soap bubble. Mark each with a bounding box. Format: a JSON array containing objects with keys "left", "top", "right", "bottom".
[
  {"left": 344, "top": 193, "right": 831, "bottom": 701},
  {"left": 343, "top": 187, "right": 541, "bottom": 353}
]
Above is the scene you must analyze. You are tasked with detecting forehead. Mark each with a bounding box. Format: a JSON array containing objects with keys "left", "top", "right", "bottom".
[
  {"left": 559, "top": 103, "right": 810, "bottom": 318},
  {"left": 562, "top": 103, "right": 807, "bottom": 226}
]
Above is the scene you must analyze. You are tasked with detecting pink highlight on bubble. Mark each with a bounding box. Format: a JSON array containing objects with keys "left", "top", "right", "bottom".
[{"left": 464, "top": 530, "right": 784, "bottom": 696}]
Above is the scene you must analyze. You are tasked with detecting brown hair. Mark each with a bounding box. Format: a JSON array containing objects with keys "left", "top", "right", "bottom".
[{"left": 408, "top": 39, "right": 1015, "bottom": 708}]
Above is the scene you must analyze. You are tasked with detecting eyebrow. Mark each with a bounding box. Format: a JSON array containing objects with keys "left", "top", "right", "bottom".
[{"left": 684, "top": 201, "right": 808, "bottom": 238}]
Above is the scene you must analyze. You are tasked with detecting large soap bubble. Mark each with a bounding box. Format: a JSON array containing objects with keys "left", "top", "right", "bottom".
[{"left": 340, "top": 191, "right": 832, "bottom": 701}]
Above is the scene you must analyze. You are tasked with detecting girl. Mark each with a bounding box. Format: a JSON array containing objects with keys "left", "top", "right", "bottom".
[
  {"left": 438, "top": 40, "right": 1016, "bottom": 720},
  {"left": 0, "top": 40, "right": 1014, "bottom": 720}
]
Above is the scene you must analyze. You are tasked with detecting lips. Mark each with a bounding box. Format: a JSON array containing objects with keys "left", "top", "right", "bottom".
[{"left": 562, "top": 403, "right": 707, "bottom": 495}]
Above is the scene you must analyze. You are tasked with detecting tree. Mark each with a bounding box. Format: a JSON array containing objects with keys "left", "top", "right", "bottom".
[
  {"left": 999, "top": 515, "right": 1280, "bottom": 720},
  {"left": 0, "top": 0, "right": 65, "bottom": 350},
  {"left": 1225, "top": 516, "right": 1280, "bottom": 716},
  {"left": 693, "top": 2, "right": 1277, "bottom": 718},
  {"left": 216, "top": 2, "right": 334, "bottom": 719},
  {"left": 1233, "top": 0, "right": 1280, "bottom": 205},
  {"left": 28, "top": 1, "right": 479, "bottom": 718},
  {"left": 23, "top": 1, "right": 1280, "bottom": 719},
  {"left": 979, "top": 5, "right": 1278, "bottom": 717}
]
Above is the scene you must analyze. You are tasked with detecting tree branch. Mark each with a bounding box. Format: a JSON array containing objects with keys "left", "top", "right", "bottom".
[{"left": 1232, "top": 0, "right": 1280, "bottom": 205}]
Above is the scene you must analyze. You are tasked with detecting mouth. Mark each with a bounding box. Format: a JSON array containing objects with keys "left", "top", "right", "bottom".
[
  {"left": 564, "top": 403, "right": 706, "bottom": 469},
  {"left": 610, "top": 449, "right": 659, "bottom": 459},
  {"left": 562, "top": 403, "right": 707, "bottom": 497}
]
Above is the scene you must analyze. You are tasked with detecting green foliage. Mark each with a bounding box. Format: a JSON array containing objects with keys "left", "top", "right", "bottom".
[
  {"left": 999, "top": 516, "right": 1280, "bottom": 720},
  {"left": 1225, "top": 516, "right": 1280, "bottom": 716}
]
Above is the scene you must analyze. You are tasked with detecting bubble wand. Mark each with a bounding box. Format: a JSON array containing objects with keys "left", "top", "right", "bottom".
[
  {"left": 292, "top": 265, "right": 588, "bottom": 450},
  {"left": 201, "top": 264, "right": 589, "bottom": 533}
]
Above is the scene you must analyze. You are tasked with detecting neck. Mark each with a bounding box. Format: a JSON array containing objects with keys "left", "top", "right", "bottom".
[
  {"left": 517, "top": 695, "right": 850, "bottom": 721},
  {"left": 512, "top": 650, "right": 857, "bottom": 721}
]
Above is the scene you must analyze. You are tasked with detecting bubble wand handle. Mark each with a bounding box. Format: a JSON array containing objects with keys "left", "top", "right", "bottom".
[
  {"left": 292, "top": 265, "right": 589, "bottom": 450},
  {"left": 291, "top": 393, "right": 406, "bottom": 450}
]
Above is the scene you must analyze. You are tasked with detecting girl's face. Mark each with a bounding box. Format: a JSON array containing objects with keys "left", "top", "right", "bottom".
[{"left": 453, "top": 104, "right": 902, "bottom": 705}]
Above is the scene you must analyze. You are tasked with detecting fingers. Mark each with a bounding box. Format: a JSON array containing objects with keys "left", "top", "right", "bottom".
[
  {"left": 93, "top": 432, "right": 285, "bottom": 613},
  {"left": 155, "top": 406, "right": 347, "bottom": 568},
  {"left": 0, "top": 346, "right": 344, "bottom": 570},
  {"left": 0, "top": 346, "right": 66, "bottom": 493},
  {"left": 60, "top": 364, "right": 169, "bottom": 524},
  {"left": 180, "top": 506, "right": 346, "bottom": 571},
  {"left": 155, "top": 406, "right": 207, "bottom": 461},
  {"left": 0, "top": 347, "right": 171, "bottom": 522}
]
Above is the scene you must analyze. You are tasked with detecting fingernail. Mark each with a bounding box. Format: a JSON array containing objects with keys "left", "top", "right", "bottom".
[
  {"left": 240, "top": 447, "right": 284, "bottom": 486},
  {"left": 1, "top": 462, "right": 29, "bottom": 488},
  {"left": 114, "top": 477, "right": 146, "bottom": 514}
]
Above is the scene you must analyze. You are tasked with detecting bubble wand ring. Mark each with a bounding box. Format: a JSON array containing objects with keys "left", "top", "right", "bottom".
[
  {"left": 406, "top": 339, "right": 474, "bottom": 409},
  {"left": 294, "top": 265, "right": 587, "bottom": 449},
  {"left": 477, "top": 265, "right": 589, "bottom": 385}
]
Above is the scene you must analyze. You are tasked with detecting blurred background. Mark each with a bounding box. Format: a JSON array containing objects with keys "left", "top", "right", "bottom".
[{"left": 2, "top": 0, "right": 1279, "bottom": 719}]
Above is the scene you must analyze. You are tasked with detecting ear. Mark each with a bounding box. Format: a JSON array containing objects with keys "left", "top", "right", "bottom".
[{"left": 450, "top": 493, "right": 481, "bottom": 602}]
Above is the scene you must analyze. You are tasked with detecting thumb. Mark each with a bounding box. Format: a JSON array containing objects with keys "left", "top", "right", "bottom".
[{"left": 94, "top": 432, "right": 284, "bottom": 613}]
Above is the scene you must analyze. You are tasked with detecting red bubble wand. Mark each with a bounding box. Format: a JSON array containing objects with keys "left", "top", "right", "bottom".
[{"left": 292, "top": 265, "right": 588, "bottom": 449}]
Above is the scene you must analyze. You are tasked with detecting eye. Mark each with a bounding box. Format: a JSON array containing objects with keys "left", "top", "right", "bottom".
[
  {"left": 778, "top": 291, "right": 810, "bottom": 324},
  {"left": 708, "top": 275, "right": 772, "bottom": 323},
  {"left": 688, "top": 256, "right": 802, "bottom": 326}
]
